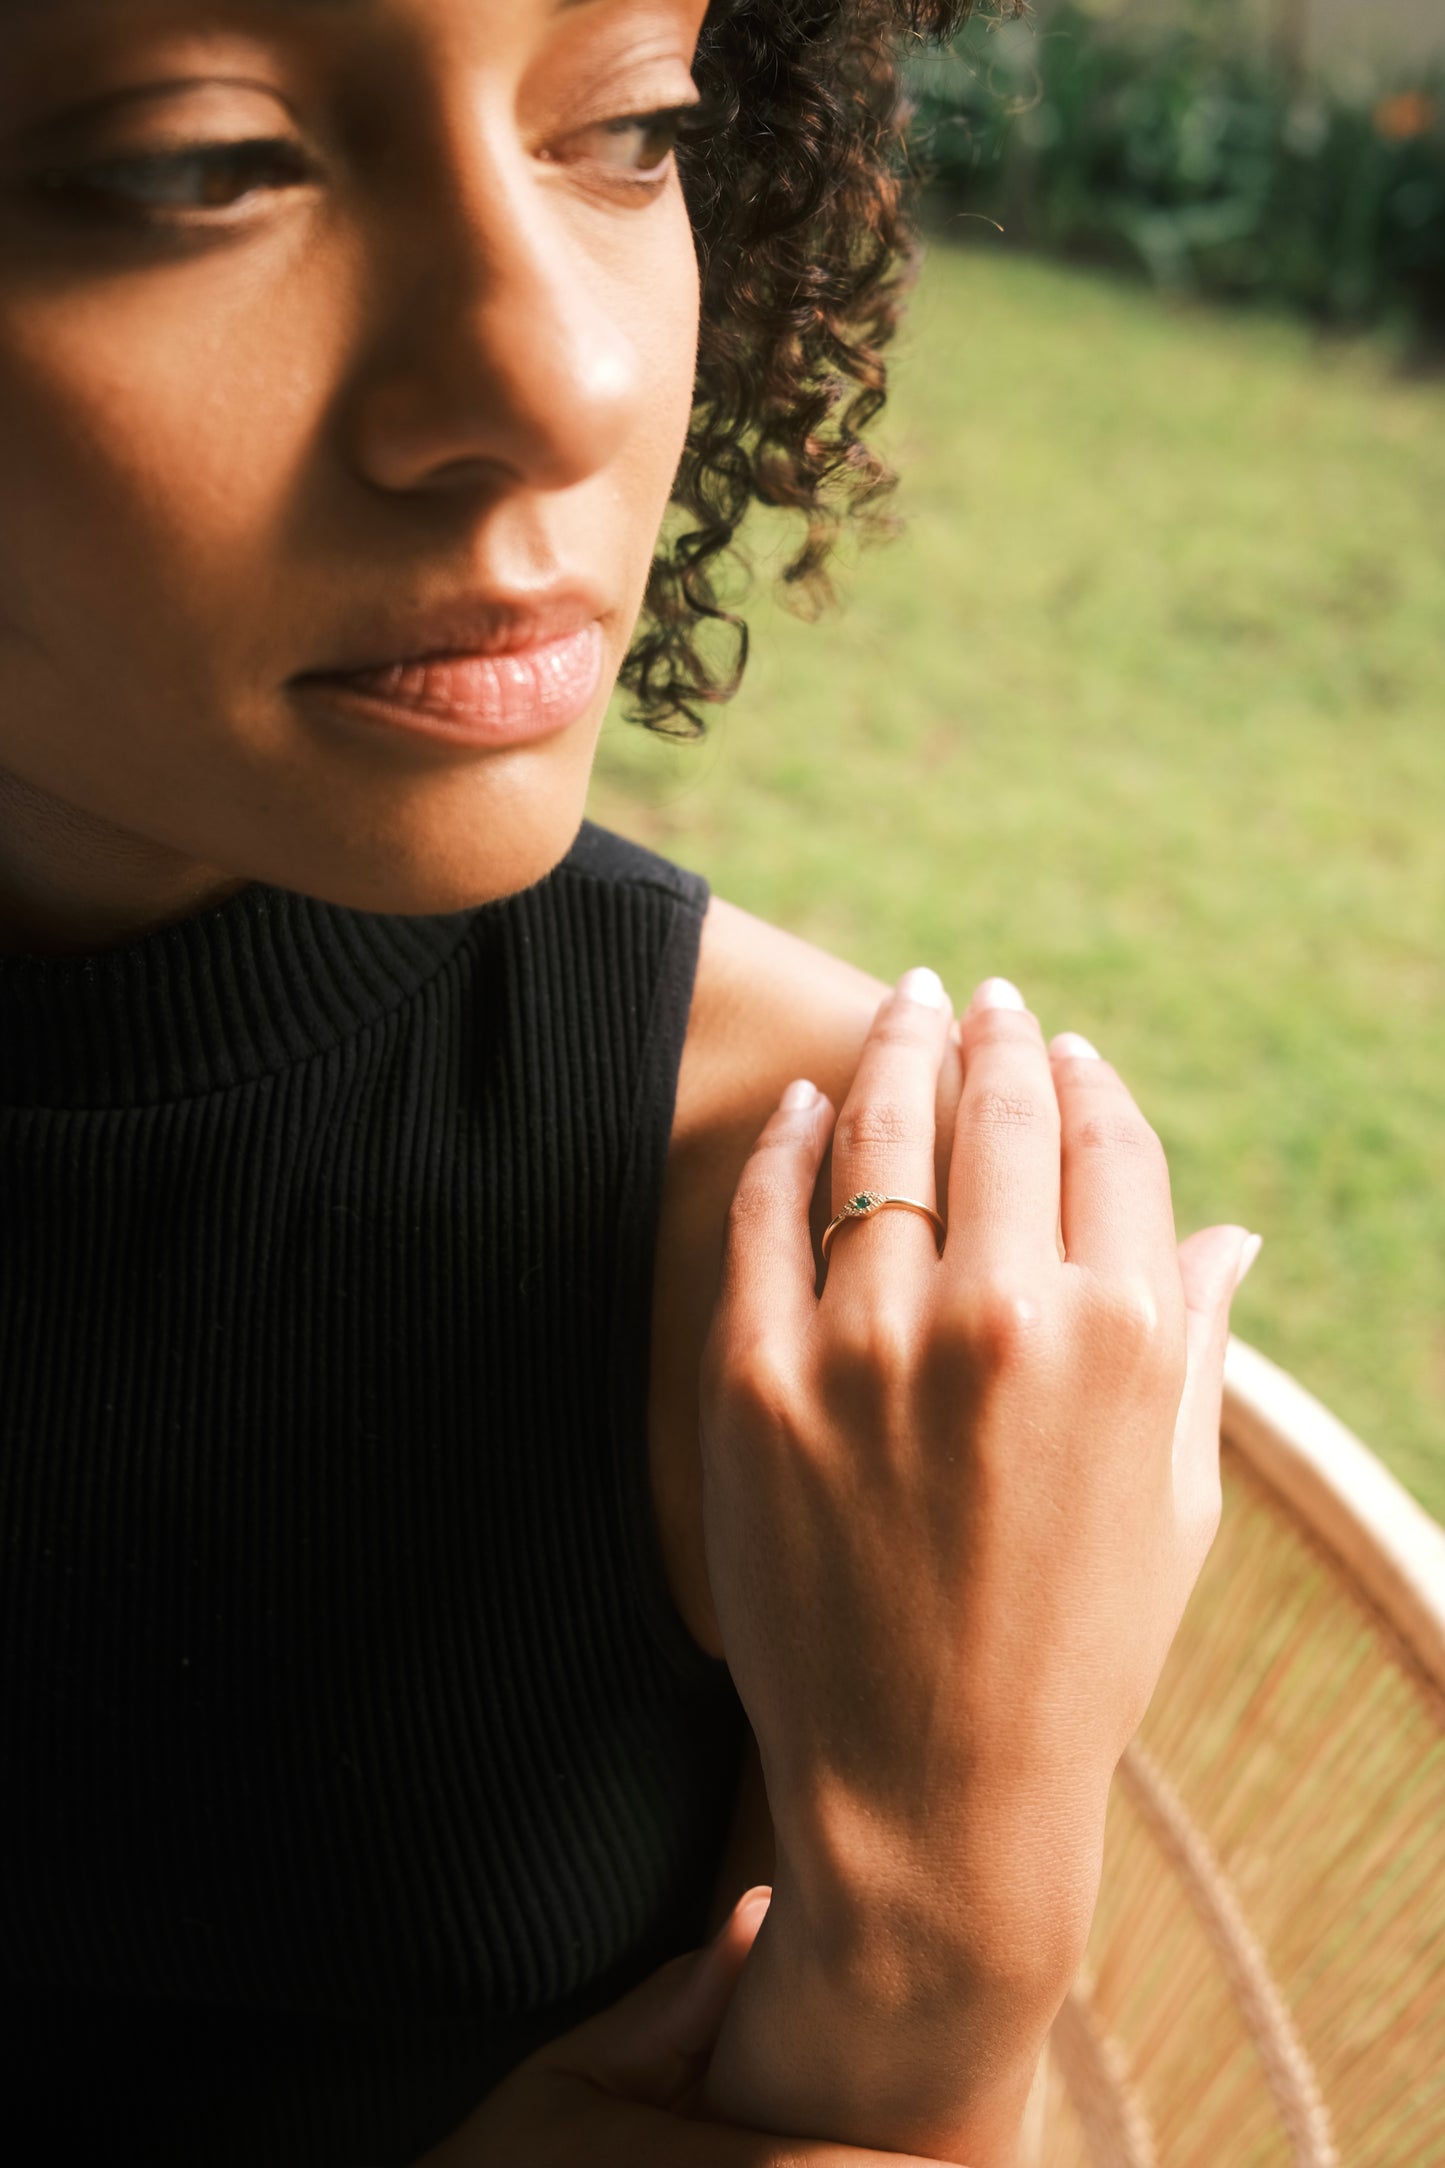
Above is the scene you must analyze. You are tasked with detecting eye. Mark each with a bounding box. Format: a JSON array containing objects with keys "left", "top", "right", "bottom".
[
  {"left": 567, "top": 104, "right": 695, "bottom": 182},
  {"left": 35, "top": 137, "right": 313, "bottom": 220}
]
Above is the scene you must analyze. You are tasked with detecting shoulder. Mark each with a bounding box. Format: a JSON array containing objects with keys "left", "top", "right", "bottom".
[
  {"left": 647, "top": 891, "right": 924, "bottom": 1659},
  {"left": 679, "top": 892, "right": 895, "bottom": 1151},
  {"left": 550, "top": 825, "right": 889, "bottom": 1097}
]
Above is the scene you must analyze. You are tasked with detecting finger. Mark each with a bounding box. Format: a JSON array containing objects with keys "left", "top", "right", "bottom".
[
  {"left": 481, "top": 2056, "right": 950, "bottom": 2167},
  {"left": 563, "top": 2080, "right": 953, "bottom": 2166},
  {"left": 944, "top": 978, "right": 1061, "bottom": 1274},
  {"left": 669, "top": 1888, "right": 773, "bottom": 2060},
  {"left": 1173, "top": 1224, "right": 1258, "bottom": 1543},
  {"left": 541, "top": 1888, "right": 949, "bottom": 2158},
  {"left": 934, "top": 1021, "right": 965, "bottom": 1227},
  {"left": 824, "top": 967, "right": 954, "bottom": 1293},
  {"left": 716, "top": 1082, "right": 834, "bottom": 1354},
  {"left": 556, "top": 1888, "right": 773, "bottom": 2111},
  {"left": 1048, "top": 1031, "right": 1179, "bottom": 1288}
]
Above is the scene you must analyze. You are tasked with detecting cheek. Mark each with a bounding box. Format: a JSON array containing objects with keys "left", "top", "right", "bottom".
[
  {"left": 0, "top": 197, "right": 703, "bottom": 715},
  {"left": 0, "top": 274, "right": 313, "bottom": 686},
  {"left": 621, "top": 195, "right": 701, "bottom": 525}
]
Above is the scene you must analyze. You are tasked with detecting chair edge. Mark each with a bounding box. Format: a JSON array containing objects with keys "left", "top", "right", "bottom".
[{"left": 1222, "top": 1334, "right": 1445, "bottom": 1695}]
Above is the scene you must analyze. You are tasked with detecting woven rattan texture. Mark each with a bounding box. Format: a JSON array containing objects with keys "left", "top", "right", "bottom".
[{"left": 1024, "top": 1442, "right": 1445, "bottom": 2167}]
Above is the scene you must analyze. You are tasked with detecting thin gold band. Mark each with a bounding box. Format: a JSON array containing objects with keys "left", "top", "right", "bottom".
[{"left": 820, "top": 1191, "right": 946, "bottom": 1263}]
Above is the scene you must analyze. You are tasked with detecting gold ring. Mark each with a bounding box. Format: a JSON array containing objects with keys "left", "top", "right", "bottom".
[{"left": 820, "top": 1191, "right": 946, "bottom": 1263}]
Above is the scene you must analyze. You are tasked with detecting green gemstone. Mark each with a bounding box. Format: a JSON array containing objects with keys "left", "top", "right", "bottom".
[{"left": 847, "top": 1192, "right": 880, "bottom": 1213}]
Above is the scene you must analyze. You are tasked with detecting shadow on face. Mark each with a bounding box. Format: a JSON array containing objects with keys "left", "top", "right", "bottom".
[{"left": 0, "top": 0, "right": 707, "bottom": 952}]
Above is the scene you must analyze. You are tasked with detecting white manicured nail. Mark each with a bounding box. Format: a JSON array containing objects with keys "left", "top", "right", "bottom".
[
  {"left": 780, "top": 1078, "right": 819, "bottom": 1111},
  {"left": 1052, "top": 1031, "right": 1100, "bottom": 1060},
  {"left": 971, "top": 976, "right": 1025, "bottom": 1011},
  {"left": 897, "top": 965, "right": 948, "bottom": 1009},
  {"left": 1233, "top": 1233, "right": 1264, "bottom": 1292}
]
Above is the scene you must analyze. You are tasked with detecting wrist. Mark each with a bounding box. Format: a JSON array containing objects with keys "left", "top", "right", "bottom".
[
  {"left": 768, "top": 1767, "right": 1109, "bottom": 2007},
  {"left": 700, "top": 1870, "right": 1071, "bottom": 2164}
]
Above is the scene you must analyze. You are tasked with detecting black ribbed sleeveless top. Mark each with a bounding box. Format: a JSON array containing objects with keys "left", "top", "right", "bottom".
[{"left": 0, "top": 820, "right": 746, "bottom": 2166}]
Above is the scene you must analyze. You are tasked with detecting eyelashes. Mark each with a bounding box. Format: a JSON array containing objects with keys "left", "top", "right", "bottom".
[
  {"left": 32, "top": 106, "right": 699, "bottom": 229},
  {"left": 36, "top": 139, "right": 314, "bottom": 220},
  {"left": 580, "top": 105, "right": 694, "bottom": 177}
]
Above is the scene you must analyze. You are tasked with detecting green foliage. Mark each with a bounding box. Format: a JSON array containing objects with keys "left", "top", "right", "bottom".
[
  {"left": 902, "top": 3, "right": 1445, "bottom": 342},
  {"left": 590, "top": 244, "right": 1445, "bottom": 1519}
]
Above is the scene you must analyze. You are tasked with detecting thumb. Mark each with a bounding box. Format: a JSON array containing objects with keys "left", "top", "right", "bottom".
[
  {"left": 544, "top": 1886, "right": 772, "bottom": 2113},
  {"left": 1177, "top": 1221, "right": 1261, "bottom": 1359},
  {"left": 1173, "top": 1223, "right": 1260, "bottom": 1544}
]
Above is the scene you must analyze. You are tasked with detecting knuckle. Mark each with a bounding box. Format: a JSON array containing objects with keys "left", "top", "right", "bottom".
[
  {"left": 960, "top": 1088, "right": 1052, "bottom": 1136},
  {"left": 756, "top": 1108, "right": 813, "bottom": 1154},
  {"left": 850, "top": 1300, "right": 918, "bottom": 1377},
  {"left": 1103, "top": 1278, "right": 1165, "bottom": 1346},
  {"left": 966, "top": 1005, "right": 1040, "bottom": 1048},
  {"left": 726, "top": 1157, "right": 794, "bottom": 1240},
  {"left": 956, "top": 1281, "right": 1046, "bottom": 1369},
  {"left": 1089, "top": 1280, "right": 1186, "bottom": 1390},
  {"left": 870, "top": 1005, "right": 940, "bottom": 1050},
  {"left": 714, "top": 1332, "right": 797, "bottom": 1433},
  {"left": 1074, "top": 1110, "right": 1166, "bottom": 1165},
  {"left": 834, "top": 1099, "right": 932, "bottom": 1158},
  {"left": 821, "top": 1301, "right": 918, "bottom": 1403}
]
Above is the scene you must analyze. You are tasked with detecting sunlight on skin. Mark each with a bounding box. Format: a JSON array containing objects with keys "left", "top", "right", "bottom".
[
  {"left": 0, "top": 0, "right": 707, "bottom": 952},
  {"left": 0, "top": 10, "right": 1262, "bottom": 2167}
]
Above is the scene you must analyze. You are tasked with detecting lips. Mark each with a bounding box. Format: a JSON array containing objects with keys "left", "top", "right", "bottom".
[
  {"left": 298, "top": 584, "right": 607, "bottom": 679},
  {"left": 292, "top": 582, "right": 609, "bottom": 746},
  {"left": 327, "top": 623, "right": 603, "bottom": 731}
]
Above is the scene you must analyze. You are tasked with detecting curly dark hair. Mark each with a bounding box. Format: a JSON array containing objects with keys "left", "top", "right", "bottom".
[{"left": 618, "top": 0, "right": 976, "bottom": 737}]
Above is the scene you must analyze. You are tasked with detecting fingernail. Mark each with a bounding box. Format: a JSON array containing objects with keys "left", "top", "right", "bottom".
[
  {"left": 1051, "top": 1031, "right": 1100, "bottom": 1060},
  {"left": 897, "top": 965, "right": 948, "bottom": 1009},
  {"left": 673, "top": 1887, "right": 773, "bottom": 2047},
  {"left": 780, "top": 1078, "right": 819, "bottom": 1111},
  {"left": 711, "top": 1886, "right": 769, "bottom": 1951},
  {"left": 1233, "top": 1232, "right": 1264, "bottom": 1292},
  {"left": 734, "top": 1886, "right": 772, "bottom": 1936},
  {"left": 970, "top": 976, "right": 1025, "bottom": 1012}
]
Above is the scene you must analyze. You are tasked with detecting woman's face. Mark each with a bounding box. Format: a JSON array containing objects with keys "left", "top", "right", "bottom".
[{"left": 0, "top": 0, "right": 707, "bottom": 949}]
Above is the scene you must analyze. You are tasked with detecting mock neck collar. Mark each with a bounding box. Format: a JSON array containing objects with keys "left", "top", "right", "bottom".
[{"left": 0, "top": 877, "right": 476, "bottom": 1110}]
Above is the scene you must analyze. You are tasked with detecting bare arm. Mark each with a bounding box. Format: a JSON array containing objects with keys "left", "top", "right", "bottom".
[
  {"left": 692, "top": 973, "right": 1252, "bottom": 2164},
  {"left": 698, "top": 1702, "right": 1074, "bottom": 2166},
  {"left": 698, "top": 1732, "right": 1054, "bottom": 2168}
]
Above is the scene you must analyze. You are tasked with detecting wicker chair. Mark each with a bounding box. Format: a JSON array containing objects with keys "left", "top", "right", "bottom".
[{"left": 1024, "top": 1335, "right": 1445, "bottom": 2168}]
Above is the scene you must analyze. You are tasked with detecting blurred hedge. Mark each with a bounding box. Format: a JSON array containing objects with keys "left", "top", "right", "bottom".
[{"left": 902, "top": 2, "right": 1445, "bottom": 346}]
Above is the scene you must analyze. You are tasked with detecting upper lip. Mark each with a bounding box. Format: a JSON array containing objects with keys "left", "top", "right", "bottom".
[{"left": 295, "top": 581, "right": 608, "bottom": 678}]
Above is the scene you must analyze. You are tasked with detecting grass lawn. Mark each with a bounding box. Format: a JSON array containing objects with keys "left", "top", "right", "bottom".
[{"left": 586, "top": 237, "right": 1445, "bottom": 1522}]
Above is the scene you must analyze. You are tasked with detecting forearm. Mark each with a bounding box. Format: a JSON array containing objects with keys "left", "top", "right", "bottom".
[{"left": 698, "top": 1794, "right": 1104, "bottom": 2166}]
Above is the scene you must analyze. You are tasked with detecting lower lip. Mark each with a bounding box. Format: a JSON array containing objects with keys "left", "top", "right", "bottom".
[{"left": 296, "top": 621, "right": 604, "bottom": 751}]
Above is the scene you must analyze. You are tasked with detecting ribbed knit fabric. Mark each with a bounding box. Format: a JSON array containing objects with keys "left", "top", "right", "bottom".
[{"left": 0, "top": 820, "right": 746, "bottom": 2166}]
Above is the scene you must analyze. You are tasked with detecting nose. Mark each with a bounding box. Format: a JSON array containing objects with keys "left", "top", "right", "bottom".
[{"left": 344, "top": 123, "right": 641, "bottom": 499}]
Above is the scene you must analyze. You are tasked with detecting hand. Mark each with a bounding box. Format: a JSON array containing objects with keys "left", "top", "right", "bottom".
[
  {"left": 698, "top": 972, "right": 1257, "bottom": 1983},
  {"left": 414, "top": 1885, "right": 948, "bottom": 2167}
]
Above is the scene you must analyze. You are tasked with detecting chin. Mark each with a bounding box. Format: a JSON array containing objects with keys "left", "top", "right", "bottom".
[
  {"left": 198, "top": 668, "right": 609, "bottom": 917},
  {"left": 273, "top": 776, "right": 595, "bottom": 922}
]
